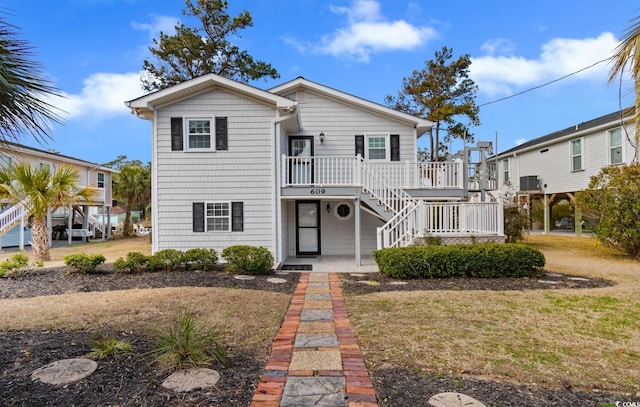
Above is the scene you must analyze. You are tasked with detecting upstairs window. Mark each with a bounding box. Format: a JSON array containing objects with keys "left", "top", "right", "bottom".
[
  {"left": 97, "top": 172, "right": 105, "bottom": 188},
  {"left": 187, "top": 119, "right": 211, "bottom": 149},
  {"left": 366, "top": 135, "right": 388, "bottom": 160},
  {"left": 608, "top": 128, "right": 623, "bottom": 165},
  {"left": 570, "top": 139, "right": 583, "bottom": 171},
  {"left": 502, "top": 159, "right": 509, "bottom": 183}
]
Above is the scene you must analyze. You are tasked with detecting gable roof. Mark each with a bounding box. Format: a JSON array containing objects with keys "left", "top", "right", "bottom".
[
  {"left": 125, "top": 73, "right": 297, "bottom": 119},
  {"left": 496, "top": 107, "right": 634, "bottom": 158},
  {"left": 269, "top": 76, "right": 433, "bottom": 137},
  {"left": 3, "top": 140, "right": 116, "bottom": 172}
]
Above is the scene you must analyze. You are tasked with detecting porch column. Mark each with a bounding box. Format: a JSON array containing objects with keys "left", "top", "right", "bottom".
[
  {"left": 18, "top": 211, "right": 25, "bottom": 251},
  {"left": 355, "top": 196, "right": 361, "bottom": 266},
  {"left": 543, "top": 194, "right": 550, "bottom": 235},
  {"left": 46, "top": 211, "right": 52, "bottom": 247},
  {"left": 67, "top": 206, "right": 73, "bottom": 245}
]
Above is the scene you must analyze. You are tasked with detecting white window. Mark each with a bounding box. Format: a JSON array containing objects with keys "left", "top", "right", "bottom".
[
  {"left": 366, "top": 134, "right": 389, "bottom": 160},
  {"left": 502, "top": 159, "right": 509, "bottom": 183},
  {"left": 187, "top": 119, "right": 212, "bottom": 150},
  {"left": 206, "top": 202, "right": 230, "bottom": 231},
  {"left": 608, "top": 128, "right": 623, "bottom": 165},
  {"left": 570, "top": 139, "right": 583, "bottom": 171},
  {"left": 97, "top": 172, "right": 105, "bottom": 188}
]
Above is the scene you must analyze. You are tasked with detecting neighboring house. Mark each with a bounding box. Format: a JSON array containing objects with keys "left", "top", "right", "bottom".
[
  {"left": 494, "top": 108, "right": 637, "bottom": 235},
  {"left": 126, "top": 74, "right": 502, "bottom": 267},
  {"left": 0, "top": 141, "right": 117, "bottom": 249}
]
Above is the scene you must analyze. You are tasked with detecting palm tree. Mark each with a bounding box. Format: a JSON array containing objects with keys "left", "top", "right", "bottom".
[
  {"left": 112, "top": 164, "right": 151, "bottom": 237},
  {"left": 0, "top": 162, "right": 97, "bottom": 260},
  {"left": 609, "top": 16, "right": 640, "bottom": 156},
  {"left": 0, "top": 16, "right": 62, "bottom": 145}
]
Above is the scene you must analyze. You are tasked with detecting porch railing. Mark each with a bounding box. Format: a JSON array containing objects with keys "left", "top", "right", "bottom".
[
  {"left": 0, "top": 202, "right": 25, "bottom": 235},
  {"left": 282, "top": 155, "right": 464, "bottom": 189}
]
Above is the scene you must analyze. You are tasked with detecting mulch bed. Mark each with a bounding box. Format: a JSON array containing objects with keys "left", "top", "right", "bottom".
[{"left": 0, "top": 265, "right": 629, "bottom": 406}]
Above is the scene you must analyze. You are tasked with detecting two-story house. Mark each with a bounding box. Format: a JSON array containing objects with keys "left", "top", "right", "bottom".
[
  {"left": 494, "top": 108, "right": 637, "bottom": 235},
  {"left": 126, "top": 74, "right": 503, "bottom": 268},
  {"left": 0, "top": 141, "right": 117, "bottom": 249}
]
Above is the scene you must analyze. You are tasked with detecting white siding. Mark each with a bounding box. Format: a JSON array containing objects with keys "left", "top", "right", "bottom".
[{"left": 154, "top": 89, "right": 276, "bottom": 252}]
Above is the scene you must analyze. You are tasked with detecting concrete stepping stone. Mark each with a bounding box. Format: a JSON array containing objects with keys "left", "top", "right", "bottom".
[
  {"left": 305, "top": 293, "right": 331, "bottom": 300},
  {"left": 350, "top": 273, "right": 368, "bottom": 277},
  {"left": 31, "top": 358, "right": 98, "bottom": 385},
  {"left": 267, "top": 277, "right": 288, "bottom": 284},
  {"left": 276, "top": 271, "right": 290, "bottom": 275},
  {"left": 357, "top": 280, "right": 380, "bottom": 286},
  {"left": 281, "top": 376, "right": 346, "bottom": 406},
  {"left": 234, "top": 275, "right": 255, "bottom": 280},
  {"left": 429, "top": 392, "right": 486, "bottom": 407},
  {"left": 537, "top": 280, "right": 559, "bottom": 285},
  {"left": 301, "top": 310, "right": 334, "bottom": 321},
  {"left": 162, "top": 368, "right": 220, "bottom": 392},
  {"left": 294, "top": 333, "right": 339, "bottom": 348},
  {"left": 544, "top": 272, "right": 563, "bottom": 278},
  {"left": 308, "top": 282, "right": 329, "bottom": 287},
  {"left": 389, "top": 281, "right": 408, "bottom": 285}
]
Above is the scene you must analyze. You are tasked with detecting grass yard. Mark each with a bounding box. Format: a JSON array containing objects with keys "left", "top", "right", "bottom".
[{"left": 345, "top": 234, "right": 640, "bottom": 393}]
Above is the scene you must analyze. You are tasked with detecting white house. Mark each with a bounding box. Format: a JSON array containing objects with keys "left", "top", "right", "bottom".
[
  {"left": 0, "top": 141, "right": 117, "bottom": 249},
  {"left": 126, "top": 74, "right": 503, "bottom": 267},
  {"left": 494, "top": 108, "right": 637, "bottom": 235}
]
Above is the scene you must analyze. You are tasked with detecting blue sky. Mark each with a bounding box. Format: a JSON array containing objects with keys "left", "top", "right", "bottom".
[{"left": 6, "top": 0, "right": 639, "bottom": 164}]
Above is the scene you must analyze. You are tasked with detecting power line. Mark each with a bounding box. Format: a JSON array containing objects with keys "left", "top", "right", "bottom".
[{"left": 478, "top": 57, "right": 610, "bottom": 107}]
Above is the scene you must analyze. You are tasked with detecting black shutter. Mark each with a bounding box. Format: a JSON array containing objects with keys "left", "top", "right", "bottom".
[
  {"left": 231, "top": 202, "right": 243, "bottom": 232},
  {"left": 355, "top": 135, "right": 364, "bottom": 158},
  {"left": 390, "top": 134, "right": 400, "bottom": 161},
  {"left": 215, "top": 117, "right": 228, "bottom": 150},
  {"left": 192, "top": 202, "right": 205, "bottom": 232},
  {"left": 171, "top": 117, "right": 183, "bottom": 151}
]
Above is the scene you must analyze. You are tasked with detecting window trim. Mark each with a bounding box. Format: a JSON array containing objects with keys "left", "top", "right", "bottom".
[
  {"left": 185, "top": 117, "right": 214, "bottom": 151},
  {"left": 97, "top": 172, "right": 105, "bottom": 189},
  {"left": 205, "top": 201, "right": 231, "bottom": 232},
  {"left": 570, "top": 138, "right": 584, "bottom": 172},
  {"left": 607, "top": 127, "right": 624, "bottom": 165},
  {"left": 364, "top": 133, "right": 390, "bottom": 161}
]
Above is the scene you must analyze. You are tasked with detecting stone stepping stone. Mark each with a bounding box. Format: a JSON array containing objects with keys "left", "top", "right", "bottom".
[
  {"left": 308, "top": 282, "right": 329, "bottom": 287},
  {"left": 289, "top": 350, "right": 343, "bottom": 371},
  {"left": 31, "top": 358, "right": 98, "bottom": 385},
  {"left": 389, "top": 281, "right": 408, "bottom": 285},
  {"left": 429, "top": 392, "right": 487, "bottom": 407},
  {"left": 281, "top": 376, "right": 346, "bottom": 407},
  {"left": 294, "top": 333, "right": 339, "bottom": 348},
  {"left": 162, "top": 368, "right": 220, "bottom": 392},
  {"left": 305, "top": 293, "right": 331, "bottom": 300},
  {"left": 568, "top": 277, "right": 590, "bottom": 281},
  {"left": 267, "top": 277, "right": 288, "bottom": 284},
  {"left": 301, "top": 310, "right": 334, "bottom": 321},
  {"left": 234, "top": 275, "right": 255, "bottom": 280},
  {"left": 537, "top": 280, "right": 559, "bottom": 285}
]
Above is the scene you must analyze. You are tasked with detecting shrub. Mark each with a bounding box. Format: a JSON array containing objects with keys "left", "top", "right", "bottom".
[
  {"left": 221, "top": 245, "right": 274, "bottom": 275},
  {"left": 150, "top": 249, "right": 184, "bottom": 272},
  {"left": 374, "top": 243, "right": 545, "bottom": 279},
  {"left": 64, "top": 253, "right": 106, "bottom": 274},
  {"left": 182, "top": 248, "right": 218, "bottom": 271},
  {"left": 149, "top": 309, "right": 226, "bottom": 372},
  {"left": 0, "top": 253, "right": 30, "bottom": 277},
  {"left": 504, "top": 206, "right": 529, "bottom": 243},
  {"left": 114, "top": 252, "right": 148, "bottom": 273}
]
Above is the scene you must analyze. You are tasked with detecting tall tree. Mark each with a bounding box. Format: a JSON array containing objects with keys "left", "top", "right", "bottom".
[
  {"left": 142, "top": 0, "right": 279, "bottom": 92},
  {"left": 386, "top": 46, "right": 480, "bottom": 161},
  {"left": 609, "top": 16, "right": 640, "bottom": 159},
  {"left": 0, "top": 162, "right": 97, "bottom": 261},
  {"left": 0, "top": 16, "right": 62, "bottom": 145},
  {"left": 112, "top": 164, "right": 151, "bottom": 237}
]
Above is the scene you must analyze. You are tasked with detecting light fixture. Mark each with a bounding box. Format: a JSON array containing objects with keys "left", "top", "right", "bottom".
[
  {"left": 319, "top": 131, "right": 325, "bottom": 144},
  {"left": 326, "top": 203, "right": 331, "bottom": 213}
]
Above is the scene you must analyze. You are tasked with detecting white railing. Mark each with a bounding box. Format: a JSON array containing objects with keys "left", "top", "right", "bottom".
[
  {"left": 0, "top": 203, "right": 25, "bottom": 235},
  {"left": 377, "top": 202, "right": 419, "bottom": 249},
  {"left": 360, "top": 158, "right": 416, "bottom": 214},
  {"left": 282, "top": 155, "right": 464, "bottom": 189},
  {"left": 419, "top": 201, "right": 503, "bottom": 235}
]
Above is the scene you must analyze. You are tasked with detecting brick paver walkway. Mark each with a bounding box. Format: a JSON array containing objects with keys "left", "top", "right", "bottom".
[{"left": 250, "top": 272, "right": 378, "bottom": 407}]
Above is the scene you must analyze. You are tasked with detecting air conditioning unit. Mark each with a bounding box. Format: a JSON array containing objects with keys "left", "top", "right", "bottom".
[{"left": 519, "top": 176, "right": 540, "bottom": 191}]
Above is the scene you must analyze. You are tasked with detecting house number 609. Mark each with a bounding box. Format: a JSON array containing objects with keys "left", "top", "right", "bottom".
[{"left": 310, "top": 188, "right": 326, "bottom": 195}]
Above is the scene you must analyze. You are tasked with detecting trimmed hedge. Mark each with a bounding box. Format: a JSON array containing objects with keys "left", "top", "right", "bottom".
[
  {"left": 114, "top": 248, "right": 219, "bottom": 273},
  {"left": 64, "top": 253, "right": 106, "bottom": 274},
  {"left": 221, "top": 245, "right": 274, "bottom": 275},
  {"left": 373, "top": 243, "right": 545, "bottom": 279}
]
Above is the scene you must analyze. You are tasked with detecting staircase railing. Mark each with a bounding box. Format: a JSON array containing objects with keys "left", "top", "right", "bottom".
[
  {"left": 359, "top": 157, "right": 416, "bottom": 215},
  {"left": 0, "top": 203, "right": 26, "bottom": 235}
]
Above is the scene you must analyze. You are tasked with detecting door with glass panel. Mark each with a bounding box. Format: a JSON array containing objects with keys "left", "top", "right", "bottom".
[
  {"left": 296, "top": 201, "right": 320, "bottom": 255},
  {"left": 289, "top": 137, "right": 314, "bottom": 185}
]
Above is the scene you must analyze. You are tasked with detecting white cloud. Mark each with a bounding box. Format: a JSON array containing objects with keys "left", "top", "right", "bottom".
[
  {"left": 50, "top": 72, "right": 143, "bottom": 120},
  {"left": 471, "top": 32, "right": 618, "bottom": 96},
  {"left": 515, "top": 138, "right": 527, "bottom": 146},
  {"left": 317, "top": 0, "right": 436, "bottom": 62},
  {"left": 132, "top": 14, "right": 178, "bottom": 39}
]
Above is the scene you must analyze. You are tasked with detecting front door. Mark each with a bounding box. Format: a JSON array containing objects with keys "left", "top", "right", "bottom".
[
  {"left": 289, "top": 136, "right": 314, "bottom": 185},
  {"left": 296, "top": 201, "right": 320, "bottom": 256}
]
